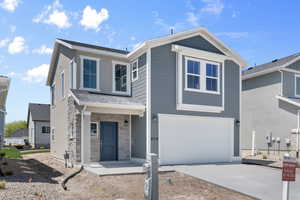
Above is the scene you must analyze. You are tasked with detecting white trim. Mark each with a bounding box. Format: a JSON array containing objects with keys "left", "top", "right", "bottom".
[
  {"left": 112, "top": 61, "right": 131, "bottom": 95},
  {"left": 276, "top": 95, "right": 300, "bottom": 107},
  {"left": 128, "top": 27, "right": 247, "bottom": 67},
  {"left": 176, "top": 53, "right": 224, "bottom": 113},
  {"left": 129, "top": 115, "right": 132, "bottom": 160},
  {"left": 80, "top": 55, "right": 100, "bottom": 91},
  {"left": 83, "top": 102, "right": 145, "bottom": 110},
  {"left": 243, "top": 55, "right": 300, "bottom": 80},
  {"left": 239, "top": 65, "right": 242, "bottom": 158},
  {"left": 172, "top": 44, "right": 229, "bottom": 63},
  {"left": 280, "top": 70, "right": 283, "bottom": 96},
  {"left": 184, "top": 56, "right": 221, "bottom": 94},
  {"left": 130, "top": 157, "right": 146, "bottom": 164},
  {"left": 131, "top": 59, "right": 139, "bottom": 82},
  {"left": 146, "top": 48, "right": 151, "bottom": 157},
  {"left": 281, "top": 68, "right": 300, "bottom": 74},
  {"left": 176, "top": 103, "right": 224, "bottom": 113},
  {"left": 69, "top": 59, "right": 77, "bottom": 90},
  {"left": 295, "top": 74, "right": 300, "bottom": 98}
]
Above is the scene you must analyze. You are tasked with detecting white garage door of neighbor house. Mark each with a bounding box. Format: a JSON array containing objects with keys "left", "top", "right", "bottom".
[{"left": 159, "top": 114, "right": 234, "bottom": 165}]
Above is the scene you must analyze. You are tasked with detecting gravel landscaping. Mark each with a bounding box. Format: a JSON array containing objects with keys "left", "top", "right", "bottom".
[{"left": 0, "top": 153, "right": 255, "bottom": 200}]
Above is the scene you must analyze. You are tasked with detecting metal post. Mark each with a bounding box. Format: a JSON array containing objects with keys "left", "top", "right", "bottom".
[
  {"left": 251, "top": 131, "right": 256, "bottom": 156},
  {"left": 150, "top": 153, "right": 159, "bottom": 200},
  {"left": 282, "top": 181, "right": 290, "bottom": 200}
]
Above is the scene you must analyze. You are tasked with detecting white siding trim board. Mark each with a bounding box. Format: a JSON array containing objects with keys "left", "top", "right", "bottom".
[{"left": 79, "top": 55, "right": 100, "bottom": 92}]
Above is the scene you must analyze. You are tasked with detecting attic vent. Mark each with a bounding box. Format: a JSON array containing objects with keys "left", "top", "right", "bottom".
[
  {"left": 272, "top": 59, "right": 278, "bottom": 63},
  {"left": 247, "top": 67, "right": 253, "bottom": 70}
]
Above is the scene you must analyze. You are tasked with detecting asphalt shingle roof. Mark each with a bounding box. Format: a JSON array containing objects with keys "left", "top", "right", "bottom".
[
  {"left": 243, "top": 53, "right": 300, "bottom": 76},
  {"left": 71, "top": 89, "right": 144, "bottom": 105},
  {"left": 58, "top": 38, "right": 129, "bottom": 55},
  {"left": 28, "top": 103, "right": 50, "bottom": 121}
]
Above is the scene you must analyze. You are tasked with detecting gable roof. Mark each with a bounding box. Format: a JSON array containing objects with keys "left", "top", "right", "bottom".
[
  {"left": 243, "top": 53, "right": 300, "bottom": 80},
  {"left": 27, "top": 103, "right": 50, "bottom": 123},
  {"left": 10, "top": 128, "right": 28, "bottom": 138},
  {"left": 47, "top": 27, "right": 247, "bottom": 86},
  {"left": 0, "top": 75, "right": 10, "bottom": 112}
]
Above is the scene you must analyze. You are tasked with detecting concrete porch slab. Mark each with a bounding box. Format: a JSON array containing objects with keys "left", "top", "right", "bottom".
[{"left": 83, "top": 161, "right": 174, "bottom": 176}]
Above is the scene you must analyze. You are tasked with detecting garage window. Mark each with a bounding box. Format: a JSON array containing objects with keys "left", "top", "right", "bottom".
[{"left": 185, "top": 56, "right": 220, "bottom": 94}]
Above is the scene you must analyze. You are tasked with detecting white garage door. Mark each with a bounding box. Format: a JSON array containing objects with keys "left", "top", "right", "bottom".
[{"left": 159, "top": 114, "right": 234, "bottom": 165}]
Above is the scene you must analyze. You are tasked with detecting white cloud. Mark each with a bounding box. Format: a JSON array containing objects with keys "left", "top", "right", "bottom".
[
  {"left": 33, "top": 0, "right": 71, "bottom": 29},
  {"left": 152, "top": 11, "right": 184, "bottom": 33},
  {"left": 32, "top": 45, "right": 53, "bottom": 55},
  {"left": 80, "top": 6, "right": 109, "bottom": 31},
  {"left": 132, "top": 42, "right": 142, "bottom": 50},
  {"left": 23, "top": 64, "right": 49, "bottom": 83},
  {"left": 216, "top": 32, "right": 249, "bottom": 39},
  {"left": 201, "top": 0, "right": 224, "bottom": 16},
  {"left": 187, "top": 12, "right": 199, "bottom": 27},
  {"left": 130, "top": 36, "right": 136, "bottom": 41},
  {"left": 0, "top": 38, "right": 10, "bottom": 48},
  {"left": 45, "top": 10, "right": 71, "bottom": 29},
  {"left": 0, "top": 0, "right": 19, "bottom": 12},
  {"left": 8, "top": 36, "right": 25, "bottom": 54}
]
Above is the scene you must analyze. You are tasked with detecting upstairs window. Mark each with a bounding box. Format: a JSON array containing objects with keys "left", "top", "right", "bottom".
[
  {"left": 295, "top": 75, "right": 300, "bottom": 97},
  {"left": 81, "top": 56, "right": 99, "bottom": 90},
  {"left": 185, "top": 56, "right": 220, "bottom": 94},
  {"left": 70, "top": 60, "right": 76, "bottom": 89},
  {"left": 113, "top": 62, "right": 129, "bottom": 94},
  {"left": 132, "top": 60, "right": 138, "bottom": 82}
]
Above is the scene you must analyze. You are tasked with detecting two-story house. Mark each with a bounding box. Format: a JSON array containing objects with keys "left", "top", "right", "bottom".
[
  {"left": 46, "top": 27, "right": 246, "bottom": 166},
  {"left": 0, "top": 75, "right": 10, "bottom": 148},
  {"left": 242, "top": 53, "right": 300, "bottom": 155}
]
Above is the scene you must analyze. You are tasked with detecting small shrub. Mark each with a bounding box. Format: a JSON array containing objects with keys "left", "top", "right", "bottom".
[
  {"left": 4, "top": 170, "right": 13, "bottom": 176},
  {"left": 0, "top": 181, "right": 6, "bottom": 189},
  {"left": 40, "top": 146, "right": 45, "bottom": 149},
  {"left": 262, "top": 155, "right": 268, "bottom": 160},
  {"left": 0, "top": 152, "right": 5, "bottom": 158}
]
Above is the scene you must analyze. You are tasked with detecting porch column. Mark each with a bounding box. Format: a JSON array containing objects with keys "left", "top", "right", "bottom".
[{"left": 81, "top": 111, "right": 91, "bottom": 164}]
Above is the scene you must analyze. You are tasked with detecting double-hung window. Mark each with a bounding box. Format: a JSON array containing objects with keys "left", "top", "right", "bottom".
[
  {"left": 185, "top": 56, "right": 220, "bottom": 94},
  {"left": 295, "top": 74, "right": 300, "bottom": 97},
  {"left": 42, "top": 126, "right": 50, "bottom": 134},
  {"left": 113, "top": 62, "right": 129, "bottom": 94},
  {"left": 132, "top": 60, "right": 138, "bottom": 82},
  {"left": 81, "top": 57, "right": 98, "bottom": 90}
]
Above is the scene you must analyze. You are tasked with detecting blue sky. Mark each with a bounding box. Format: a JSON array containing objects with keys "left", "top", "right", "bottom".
[{"left": 0, "top": 0, "right": 300, "bottom": 122}]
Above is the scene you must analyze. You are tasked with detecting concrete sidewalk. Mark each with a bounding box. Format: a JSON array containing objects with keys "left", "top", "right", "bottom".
[{"left": 174, "top": 164, "right": 300, "bottom": 200}]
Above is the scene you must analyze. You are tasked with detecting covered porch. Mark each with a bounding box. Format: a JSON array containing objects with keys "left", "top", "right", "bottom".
[{"left": 70, "top": 89, "right": 146, "bottom": 165}]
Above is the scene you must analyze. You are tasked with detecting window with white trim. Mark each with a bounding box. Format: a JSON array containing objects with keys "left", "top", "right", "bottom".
[
  {"left": 185, "top": 57, "right": 220, "bottom": 93},
  {"left": 82, "top": 57, "right": 98, "bottom": 89},
  {"left": 132, "top": 60, "right": 138, "bottom": 82},
  {"left": 113, "top": 62, "right": 129, "bottom": 93},
  {"left": 295, "top": 75, "right": 300, "bottom": 97},
  {"left": 70, "top": 60, "right": 76, "bottom": 89}
]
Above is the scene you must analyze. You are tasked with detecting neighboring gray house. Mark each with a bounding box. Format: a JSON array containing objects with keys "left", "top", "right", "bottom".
[
  {"left": 242, "top": 53, "right": 300, "bottom": 153},
  {"left": 4, "top": 128, "right": 28, "bottom": 146},
  {"left": 46, "top": 27, "right": 246, "bottom": 166},
  {"left": 0, "top": 75, "right": 10, "bottom": 148},
  {"left": 27, "top": 103, "right": 50, "bottom": 148}
]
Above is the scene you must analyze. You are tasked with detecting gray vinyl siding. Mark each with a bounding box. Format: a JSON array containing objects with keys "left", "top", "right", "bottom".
[
  {"left": 131, "top": 115, "right": 147, "bottom": 158},
  {"left": 182, "top": 55, "right": 223, "bottom": 106},
  {"left": 282, "top": 71, "right": 295, "bottom": 97},
  {"left": 34, "top": 121, "right": 50, "bottom": 147},
  {"left": 132, "top": 53, "right": 147, "bottom": 104},
  {"left": 150, "top": 41, "right": 241, "bottom": 156},
  {"left": 286, "top": 59, "right": 300, "bottom": 71},
  {"left": 0, "top": 111, "right": 4, "bottom": 147},
  {"left": 241, "top": 71, "right": 297, "bottom": 150},
  {"left": 174, "top": 35, "right": 224, "bottom": 55},
  {"left": 75, "top": 51, "right": 129, "bottom": 93},
  {"left": 51, "top": 45, "right": 74, "bottom": 158}
]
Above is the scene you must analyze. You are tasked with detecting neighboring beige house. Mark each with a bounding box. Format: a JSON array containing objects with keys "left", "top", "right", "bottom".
[
  {"left": 0, "top": 75, "right": 10, "bottom": 148},
  {"left": 27, "top": 103, "right": 50, "bottom": 148},
  {"left": 46, "top": 27, "right": 246, "bottom": 166}
]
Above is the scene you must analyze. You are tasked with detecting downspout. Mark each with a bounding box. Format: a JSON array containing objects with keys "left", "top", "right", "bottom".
[
  {"left": 80, "top": 105, "right": 87, "bottom": 165},
  {"left": 297, "top": 110, "right": 300, "bottom": 158}
]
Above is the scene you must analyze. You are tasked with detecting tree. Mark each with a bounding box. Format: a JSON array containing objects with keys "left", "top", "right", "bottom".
[{"left": 4, "top": 121, "right": 27, "bottom": 137}]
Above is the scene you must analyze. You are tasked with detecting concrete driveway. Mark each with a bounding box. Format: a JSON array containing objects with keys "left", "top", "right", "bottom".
[{"left": 174, "top": 164, "right": 300, "bottom": 200}]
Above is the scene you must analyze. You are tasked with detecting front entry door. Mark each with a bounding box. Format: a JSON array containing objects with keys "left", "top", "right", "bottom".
[{"left": 100, "top": 122, "right": 118, "bottom": 161}]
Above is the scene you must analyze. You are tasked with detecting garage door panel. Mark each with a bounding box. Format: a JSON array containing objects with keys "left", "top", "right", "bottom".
[{"left": 159, "top": 114, "right": 233, "bottom": 165}]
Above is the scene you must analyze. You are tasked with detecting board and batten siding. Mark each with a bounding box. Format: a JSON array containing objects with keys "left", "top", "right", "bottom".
[
  {"left": 241, "top": 71, "right": 298, "bottom": 150},
  {"left": 150, "top": 36, "right": 241, "bottom": 157},
  {"left": 132, "top": 53, "right": 147, "bottom": 104}
]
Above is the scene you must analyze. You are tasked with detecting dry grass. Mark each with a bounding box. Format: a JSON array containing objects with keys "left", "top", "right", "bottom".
[{"left": 0, "top": 181, "right": 6, "bottom": 189}]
